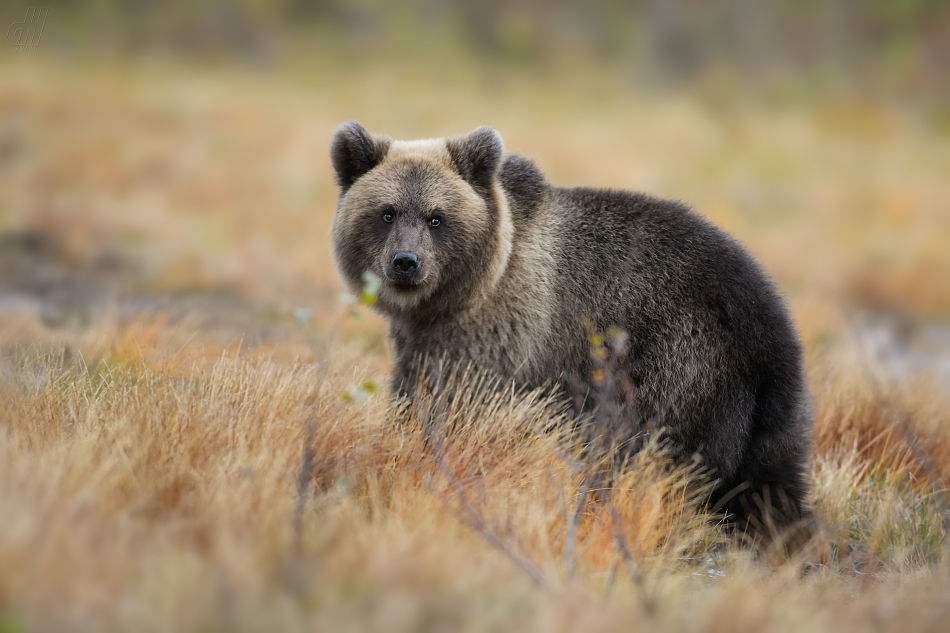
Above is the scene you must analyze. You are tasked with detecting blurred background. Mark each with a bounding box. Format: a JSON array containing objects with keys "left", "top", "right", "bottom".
[{"left": 0, "top": 0, "right": 948, "bottom": 378}]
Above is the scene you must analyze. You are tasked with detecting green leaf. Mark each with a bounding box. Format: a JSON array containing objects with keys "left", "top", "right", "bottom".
[{"left": 360, "top": 270, "right": 381, "bottom": 306}]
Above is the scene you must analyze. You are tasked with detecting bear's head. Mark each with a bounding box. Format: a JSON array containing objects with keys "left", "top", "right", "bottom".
[{"left": 330, "top": 122, "right": 514, "bottom": 317}]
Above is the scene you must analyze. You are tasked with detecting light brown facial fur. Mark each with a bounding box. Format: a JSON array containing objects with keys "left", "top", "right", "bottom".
[{"left": 331, "top": 124, "right": 512, "bottom": 317}]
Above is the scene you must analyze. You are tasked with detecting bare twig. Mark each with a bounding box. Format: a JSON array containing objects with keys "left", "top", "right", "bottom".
[
  {"left": 294, "top": 409, "right": 317, "bottom": 553},
  {"left": 434, "top": 471, "right": 551, "bottom": 588},
  {"left": 425, "top": 365, "right": 551, "bottom": 588},
  {"left": 607, "top": 499, "right": 640, "bottom": 582},
  {"left": 565, "top": 471, "right": 591, "bottom": 580}
]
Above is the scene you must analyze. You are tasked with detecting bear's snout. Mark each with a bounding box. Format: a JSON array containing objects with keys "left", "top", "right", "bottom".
[{"left": 391, "top": 252, "right": 420, "bottom": 278}]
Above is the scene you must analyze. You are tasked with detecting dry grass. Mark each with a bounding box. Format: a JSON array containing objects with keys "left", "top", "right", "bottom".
[
  {"left": 1, "top": 55, "right": 949, "bottom": 631},
  {"left": 1, "top": 350, "right": 948, "bottom": 632}
]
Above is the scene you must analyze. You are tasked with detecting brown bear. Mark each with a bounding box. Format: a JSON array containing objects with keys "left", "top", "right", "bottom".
[{"left": 330, "top": 121, "right": 813, "bottom": 534}]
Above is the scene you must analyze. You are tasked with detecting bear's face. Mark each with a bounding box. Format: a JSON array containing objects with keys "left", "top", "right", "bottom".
[{"left": 330, "top": 122, "right": 513, "bottom": 316}]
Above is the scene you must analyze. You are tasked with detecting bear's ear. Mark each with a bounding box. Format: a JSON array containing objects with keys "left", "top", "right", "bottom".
[
  {"left": 446, "top": 126, "right": 504, "bottom": 191},
  {"left": 330, "top": 121, "right": 391, "bottom": 190}
]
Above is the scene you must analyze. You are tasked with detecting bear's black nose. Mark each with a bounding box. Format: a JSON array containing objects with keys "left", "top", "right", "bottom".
[{"left": 391, "top": 252, "right": 419, "bottom": 276}]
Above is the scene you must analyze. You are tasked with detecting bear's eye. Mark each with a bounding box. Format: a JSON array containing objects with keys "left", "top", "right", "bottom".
[
  {"left": 429, "top": 214, "right": 443, "bottom": 228},
  {"left": 382, "top": 210, "right": 394, "bottom": 223}
]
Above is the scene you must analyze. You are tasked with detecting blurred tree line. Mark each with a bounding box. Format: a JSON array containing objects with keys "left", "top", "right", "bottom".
[{"left": 2, "top": 0, "right": 948, "bottom": 97}]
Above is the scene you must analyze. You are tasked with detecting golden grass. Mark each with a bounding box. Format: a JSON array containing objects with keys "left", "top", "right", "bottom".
[
  {"left": 1, "top": 348, "right": 948, "bottom": 632},
  {"left": 1, "top": 55, "right": 949, "bottom": 631}
]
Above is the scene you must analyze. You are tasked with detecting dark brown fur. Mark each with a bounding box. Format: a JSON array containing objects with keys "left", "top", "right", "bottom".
[{"left": 330, "top": 122, "right": 813, "bottom": 535}]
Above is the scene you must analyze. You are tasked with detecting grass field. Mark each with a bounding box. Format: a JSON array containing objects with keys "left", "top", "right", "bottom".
[{"left": 1, "top": 55, "right": 949, "bottom": 631}]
